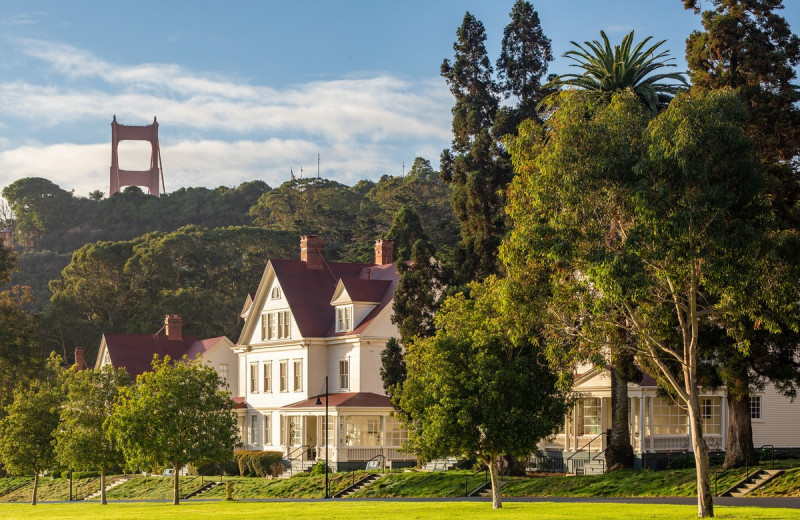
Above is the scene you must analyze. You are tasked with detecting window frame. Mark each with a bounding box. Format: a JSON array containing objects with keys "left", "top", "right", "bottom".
[
  {"left": 249, "top": 362, "right": 259, "bottom": 393},
  {"left": 263, "top": 361, "right": 272, "bottom": 393},
  {"left": 336, "top": 305, "right": 353, "bottom": 332},
  {"left": 263, "top": 413, "right": 272, "bottom": 446},
  {"left": 339, "top": 359, "right": 350, "bottom": 390},
  {"left": 293, "top": 359, "right": 303, "bottom": 392},
  {"left": 750, "top": 395, "right": 763, "bottom": 421},
  {"left": 279, "top": 360, "right": 288, "bottom": 392}
]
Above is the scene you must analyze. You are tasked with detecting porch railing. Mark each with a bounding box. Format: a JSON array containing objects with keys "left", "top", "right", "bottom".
[{"left": 285, "top": 444, "right": 312, "bottom": 476}]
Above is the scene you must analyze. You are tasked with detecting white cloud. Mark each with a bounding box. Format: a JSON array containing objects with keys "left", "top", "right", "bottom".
[{"left": 0, "top": 38, "right": 453, "bottom": 194}]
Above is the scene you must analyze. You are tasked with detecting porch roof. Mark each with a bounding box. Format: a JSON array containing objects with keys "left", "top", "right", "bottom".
[{"left": 284, "top": 392, "right": 391, "bottom": 409}]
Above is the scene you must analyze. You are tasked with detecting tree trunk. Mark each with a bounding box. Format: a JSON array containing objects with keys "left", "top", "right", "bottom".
[
  {"left": 488, "top": 456, "right": 502, "bottom": 509},
  {"left": 173, "top": 464, "right": 180, "bottom": 505},
  {"left": 688, "top": 395, "right": 714, "bottom": 518},
  {"left": 723, "top": 368, "right": 757, "bottom": 469},
  {"left": 100, "top": 468, "right": 107, "bottom": 505},
  {"left": 606, "top": 365, "right": 634, "bottom": 470},
  {"left": 31, "top": 473, "right": 38, "bottom": 506}
]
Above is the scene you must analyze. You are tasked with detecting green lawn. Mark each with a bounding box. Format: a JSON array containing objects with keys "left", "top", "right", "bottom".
[{"left": 0, "top": 500, "right": 799, "bottom": 520}]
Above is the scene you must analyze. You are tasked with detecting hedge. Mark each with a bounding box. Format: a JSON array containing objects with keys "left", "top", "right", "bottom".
[{"left": 234, "top": 450, "right": 285, "bottom": 478}]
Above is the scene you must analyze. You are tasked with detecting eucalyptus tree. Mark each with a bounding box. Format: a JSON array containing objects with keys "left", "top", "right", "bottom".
[
  {"left": 540, "top": 30, "right": 687, "bottom": 470},
  {"left": 503, "top": 89, "right": 793, "bottom": 518},
  {"left": 684, "top": 0, "right": 800, "bottom": 469}
]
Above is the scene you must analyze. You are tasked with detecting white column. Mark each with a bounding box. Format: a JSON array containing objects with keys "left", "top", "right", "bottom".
[
  {"left": 573, "top": 401, "right": 579, "bottom": 451},
  {"left": 648, "top": 396, "right": 654, "bottom": 452},
  {"left": 639, "top": 395, "right": 646, "bottom": 453},
  {"left": 721, "top": 395, "right": 728, "bottom": 450}
]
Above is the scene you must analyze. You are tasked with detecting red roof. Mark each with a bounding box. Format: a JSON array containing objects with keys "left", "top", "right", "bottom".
[
  {"left": 338, "top": 278, "right": 392, "bottom": 303},
  {"left": 270, "top": 259, "right": 399, "bottom": 338},
  {"left": 102, "top": 333, "right": 205, "bottom": 379},
  {"left": 284, "top": 392, "right": 391, "bottom": 409},
  {"left": 232, "top": 397, "right": 248, "bottom": 409}
]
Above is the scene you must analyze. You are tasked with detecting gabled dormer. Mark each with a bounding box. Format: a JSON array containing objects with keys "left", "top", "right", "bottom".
[
  {"left": 257, "top": 278, "right": 293, "bottom": 342},
  {"left": 330, "top": 278, "right": 391, "bottom": 334}
]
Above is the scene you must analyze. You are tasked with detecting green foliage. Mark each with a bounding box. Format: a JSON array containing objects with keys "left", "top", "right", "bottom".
[
  {"left": 108, "top": 355, "right": 238, "bottom": 505},
  {"left": 0, "top": 356, "right": 64, "bottom": 505},
  {"left": 398, "top": 277, "right": 567, "bottom": 508},
  {"left": 54, "top": 364, "right": 130, "bottom": 503},
  {"left": 496, "top": 0, "right": 553, "bottom": 127},
  {"left": 0, "top": 285, "right": 44, "bottom": 414},
  {"left": 503, "top": 88, "right": 794, "bottom": 517},
  {"left": 2, "top": 177, "right": 76, "bottom": 235},
  {"left": 546, "top": 30, "right": 688, "bottom": 113},
  {"left": 233, "top": 450, "right": 284, "bottom": 478},
  {"left": 44, "top": 226, "right": 295, "bottom": 365},
  {"left": 391, "top": 240, "right": 444, "bottom": 344},
  {"left": 380, "top": 337, "right": 406, "bottom": 404},
  {"left": 387, "top": 207, "right": 426, "bottom": 262}
]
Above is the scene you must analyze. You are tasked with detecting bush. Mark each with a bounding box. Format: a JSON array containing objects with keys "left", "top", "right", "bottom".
[
  {"left": 50, "top": 470, "right": 61, "bottom": 479},
  {"left": 234, "top": 450, "right": 284, "bottom": 478},
  {"left": 308, "top": 461, "right": 331, "bottom": 475},
  {"left": 72, "top": 471, "right": 100, "bottom": 479}
]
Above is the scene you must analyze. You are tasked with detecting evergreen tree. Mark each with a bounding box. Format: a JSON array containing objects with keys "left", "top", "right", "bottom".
[
  {"left": 387, "top": 206, "right": 427, "bottom": 262},
  {"left": 392, "top": 239, "right": 444, "bottom": 343},
  {"left": 684, "top": 0, "right": 800, "bottom": 469},
  {"left": 496, "top": 0, "right": 553, "bottom": 132},
  {"left": 380, "top": 337, "right": 406, "bottom": 408},
  {"left": 441, "top": 12, "right": 512, "bottom": 281}
]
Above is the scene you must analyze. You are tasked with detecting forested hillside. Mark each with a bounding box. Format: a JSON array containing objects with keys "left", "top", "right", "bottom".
[{"left": 0, "top": 157, "right": 456, "bottom": 365}]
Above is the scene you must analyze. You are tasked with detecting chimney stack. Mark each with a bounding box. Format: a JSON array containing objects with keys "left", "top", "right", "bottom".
[
  {"left": 165, "top": 315, "right": 183, "bottom": 341},
  {"left": 74, "top": 348, "right": 86, "bottom": 370},
  {"left": 375, "top": 239, "right": 394, "bottom": 265},
  {"left": 300, "top": 235, "right": 325, "bottom": 269}
]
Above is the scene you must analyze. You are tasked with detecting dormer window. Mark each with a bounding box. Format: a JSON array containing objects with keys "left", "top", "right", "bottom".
[
  {"left": 271, "top": 286, "right": 282, "bottom": 299},
  {"left": 336, "top": 305, "right": 353, "bottom": 332},
  {"left": 261, "top": 311, "right": 291, "bottom": 340}
]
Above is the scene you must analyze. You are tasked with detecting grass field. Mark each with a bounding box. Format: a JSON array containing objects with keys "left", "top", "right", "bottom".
[{"left": 0, "top": 500, "right": 799, "bottom": 520}]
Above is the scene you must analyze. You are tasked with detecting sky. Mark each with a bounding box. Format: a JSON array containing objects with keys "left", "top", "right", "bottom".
[{"left": 0, "top": 0, "right": 798, "bottom": 198}]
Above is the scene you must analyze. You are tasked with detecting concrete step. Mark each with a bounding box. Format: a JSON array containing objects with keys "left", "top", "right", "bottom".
[
  {"left": 722, "top": 469, "right": 783, "bottom": 497},
  {"left": 83, "top": 476, "right": 132, "bottom": 500}
]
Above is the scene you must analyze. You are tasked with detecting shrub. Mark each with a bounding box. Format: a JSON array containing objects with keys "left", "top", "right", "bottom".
[
  {"left": 72, "top": 471, "right": 100, "bottom": 479},
  {"left": 309, "top": 461, "right": 331, "bottom": 475},
  {"left": 234, "top": 450, "right": 284, "bottom": 477}
]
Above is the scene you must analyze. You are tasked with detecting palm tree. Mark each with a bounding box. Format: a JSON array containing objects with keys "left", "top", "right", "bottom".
[{"left": 546, "top": 30, "right": 687, "bottom": 112}]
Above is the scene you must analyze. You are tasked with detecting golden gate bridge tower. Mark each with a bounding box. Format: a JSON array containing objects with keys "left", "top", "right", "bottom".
[{"left": 109, "top": 116, "right": 165, "bottom": 196}]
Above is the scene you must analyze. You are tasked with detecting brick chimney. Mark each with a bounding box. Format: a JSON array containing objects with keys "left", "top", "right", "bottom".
[
  {"left": 165, "top": 315, "right": 183, "bottom": 341},
  {"left": 74, "top": 348, "right": 86, "bottom": 371},
  {"left": 375, "top": 239, "right": 394, "bottom": 265},
  {"left": 300, "top": 235, "right": 325, "bottom": 269}
]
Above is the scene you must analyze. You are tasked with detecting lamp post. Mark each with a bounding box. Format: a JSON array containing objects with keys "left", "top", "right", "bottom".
[{"left": 314, "top": 376, "right": 329, "bottom": 498}]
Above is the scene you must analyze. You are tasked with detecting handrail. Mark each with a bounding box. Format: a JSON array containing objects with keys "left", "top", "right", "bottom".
[
  {"left": 757, "top": 444, "right": 775, "bottom": 471},
  {"left": 180, "top": 465, "right": 224, "bottom": 498},
  {"left": 713, "top": 468, "right": 730, "bottom": 496},
  {"left": 464, "top": 466, "right": 488, "bottom": 497},
  {"left": 565, "top": 432, "right": 605, "bottom": 461},
  {"left": 332, "top": 453, "right": 385, "bottom": 496},
  {"left": 285, "top": 444, "right": 312, "bottom": 476}
]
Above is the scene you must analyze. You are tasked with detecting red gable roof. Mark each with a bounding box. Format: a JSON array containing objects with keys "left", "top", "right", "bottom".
[
  {"left": 102, "top": 333, "right": 202, "bottom": 379},
  {"left": 338, "top": 278, "right": 392, "bottom": 303},
  {"left": 270, "top": 259, "right": 399, "bottom": 338},
  {"left": 284, "top": 392, "right": 391, "bottom": 409}
]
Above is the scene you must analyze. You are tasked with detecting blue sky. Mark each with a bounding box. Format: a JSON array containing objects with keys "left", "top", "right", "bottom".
[{"left": 0, "top": 0, "right": 798, "bottom": 197}]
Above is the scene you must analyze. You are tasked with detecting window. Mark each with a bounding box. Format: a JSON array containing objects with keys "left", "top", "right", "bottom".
[
  {"left": 386, "top": 415, "right": 408, "bottom": 446},
  {"left": 342, "top": 415, "right": 381, "bottom": 446},
  {"left": 264, "top": 311, "right": 291, "bottom": 340},
  {"left": 271, "top": 286, "right": 282, "bottom": 299},
  {"left": 250, "top": 415, "right": 259, "bottom": 445},
  {"left": 323, "top": 415, "right": 334, "bottom": 446},
  {"left": 750, "top": 395, "right": 762, "bottom": 420},
  {"left": 263, "top": 361, "right": 272, "bottom": 393},
  {"left": 263, "top": 414, "right": 272, "bottom": 445},
  {"left": 249, "top": 363, "right": 258, "bottom": 393},
  {"left": 702, "top": 397, "right": 721, "bottom": 435},
  {"left": 279, "top": 361, "right": 288, "bottom": 392},
  {"left": 219, "top": 363, "right": 229, "bottom": 385},
  {"left": 652, "top": 397, "right": 689, "bottom": 435},
  {"left": 288, "top": 416, "right": 302, "bottom": 446},
  {"left": 577, "top": 398, "right": 602, "bottom": 435},
  {"left": 293, "top": 359, "right": 303, "bottom": 392},
  {"left": 336, "top": 306, "right": 352, "bottom": 332},
  {"left": 339, "top": 359, "right": 350, "bottom": 390}
]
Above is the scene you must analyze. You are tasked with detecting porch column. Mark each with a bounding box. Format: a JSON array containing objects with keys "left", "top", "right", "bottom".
[
  {"left": 601, "top": 397, "right": 608, "bottom": 450},
  {"left": 639, "top": 395, "right": 645, "bottom": 453},
  {"left": 572, "top": 401, "right": 578, "bottom": 451},
  {"left": 721, "top": 395, "right": 728, "bottom": 451},
  {"left": 648, "top": 396, "right": 654, "bottom": 452},
  {"left": 564, "top": 414, "right": 570, "bottom": 451}
]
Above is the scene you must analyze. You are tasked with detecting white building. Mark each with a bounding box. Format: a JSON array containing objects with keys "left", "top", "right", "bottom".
[{"left": 234, "top": 236, "right": 413, "bottom": 470}]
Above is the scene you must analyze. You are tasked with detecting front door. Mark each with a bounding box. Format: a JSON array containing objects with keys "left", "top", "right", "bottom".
[{"left": 305, "top": 416, "right": 318, "bottom": 459}]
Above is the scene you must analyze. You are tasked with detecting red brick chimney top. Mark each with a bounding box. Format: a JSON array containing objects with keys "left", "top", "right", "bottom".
[
  {"left": 165, "top": 315, "right": 183, "bottom": 341},
  {"left": 300, "top": 235, "right": 325, "bottom": 269},
  {"left": 375, "top": 239, "right": 394, "bottom": 266},
  {"left": 74, "top": 348, "right": 87, "bottom": 371}
]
